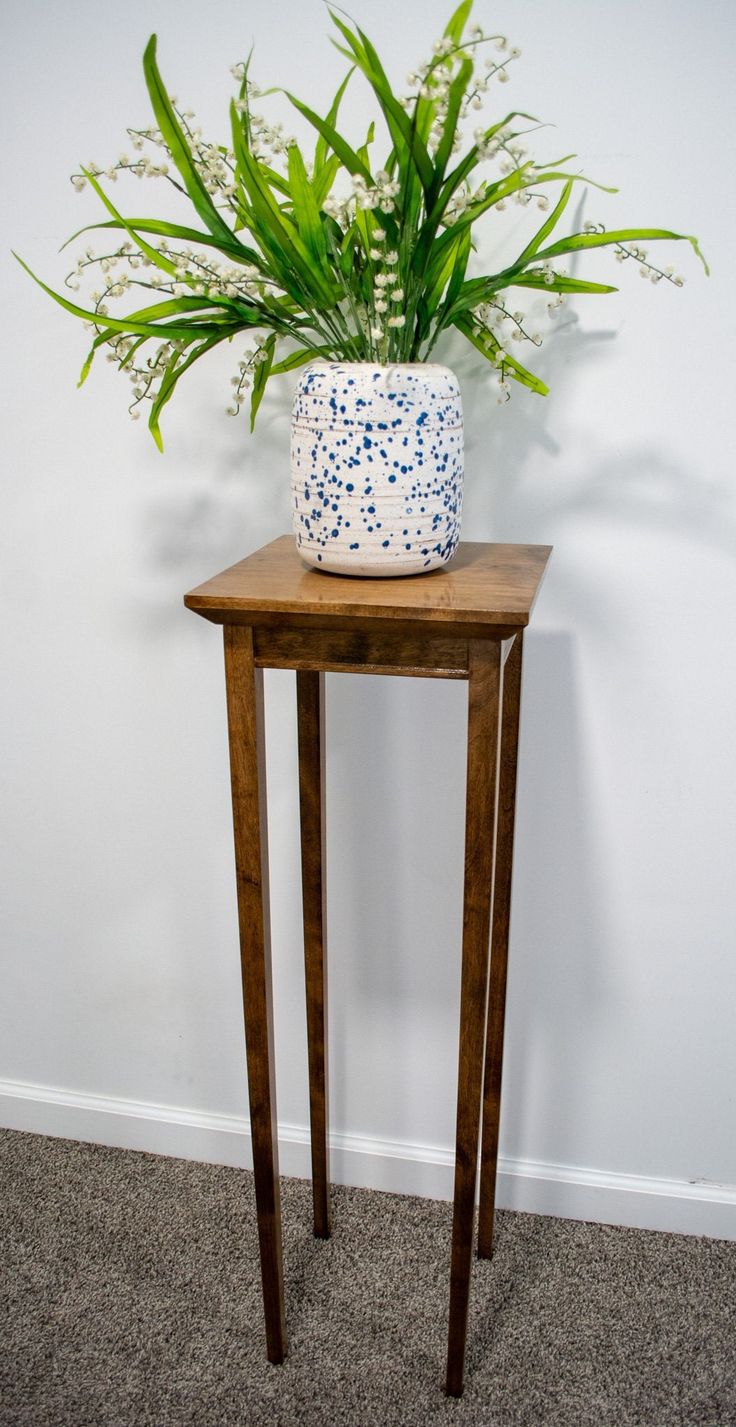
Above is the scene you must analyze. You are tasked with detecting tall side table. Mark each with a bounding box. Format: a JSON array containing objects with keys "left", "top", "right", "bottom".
[{"left": 185, "top": 536, "right": 551, "bottom": 1396}]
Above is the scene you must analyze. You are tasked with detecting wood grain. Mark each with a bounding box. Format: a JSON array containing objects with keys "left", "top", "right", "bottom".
[
  {"left": 185, "top": 537, "right": 552, "bottom": 634},
  {"left": 446, "top": 640, "right": 503, "bottom": 1398},
  {"left": 477, "top": 632, "right": 524, "bottom": 1260},
  {"left": 223, "top": 624, "right": 286, "bottom": 1365},
  {"left": 297, "top": 671, "right": 331, "bottom": 1240},
  {"left": 256, "top": 627, "right": 468, "bottom": 678}
]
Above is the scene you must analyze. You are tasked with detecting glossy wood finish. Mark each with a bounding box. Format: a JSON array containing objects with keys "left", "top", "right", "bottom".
[
  {"left": 296, "top": 671, "right": 331, "bottom": 1240},
  {"left": 478, "top": 632, "right": 524, "bottom": 1261},
  {"left": 188, "top": 538, "right": 552, "bottom": 1398},
  {"left": 185, "top": 536, "right": 552, "bottom": 637},
  {"left": 223, "top": 624, "right": 286, "bottom": 1364},
  {"left": 446, "top": 641, "right": 503, "bottom": 1397}
]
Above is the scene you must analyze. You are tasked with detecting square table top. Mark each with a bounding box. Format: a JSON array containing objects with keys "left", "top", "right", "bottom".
[{"left": 184, "top": 536, "right": 552, "bottom": 636}]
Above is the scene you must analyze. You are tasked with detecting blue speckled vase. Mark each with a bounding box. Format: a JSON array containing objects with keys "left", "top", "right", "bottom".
[{"left": 290, "top": 361, "right": 463, "bottom": 577}]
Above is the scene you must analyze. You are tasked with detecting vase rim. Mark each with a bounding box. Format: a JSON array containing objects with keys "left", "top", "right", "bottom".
[{"left": 305, "top": 359, "right": 454, "bottom": 372}]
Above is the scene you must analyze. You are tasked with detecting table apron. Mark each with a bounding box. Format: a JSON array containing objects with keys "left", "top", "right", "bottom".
[{"left": 253, "top": 625, "right": 518, "bottom": 679}]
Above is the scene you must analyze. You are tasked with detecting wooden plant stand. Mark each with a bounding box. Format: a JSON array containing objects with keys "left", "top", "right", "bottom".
[{"left": 185, "top": 535, "right": 551, "bottom": 1396}]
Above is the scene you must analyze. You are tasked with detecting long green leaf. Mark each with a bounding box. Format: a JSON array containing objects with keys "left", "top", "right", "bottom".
[
  {"left": 142, "top": 36, "right": 235, "bottom": 246},
  {"left": 287, "top": 142, "right": 329, "bottom": 267},
  {"left": 315, "top": 66, "right": 355, "bottom": 173},
  {"left": 231, "top": 102, "right": 335, "bottom": 306},
  {"left": 536, "top": 227, "right": 709, "bottom": 273},
  {"left": 79, "top": 169, "right": 177, "bottom": 276},
  {"left": 508, "top": 273, "right": 618, "bottom": 294},
  {"left": 328, "top": 13, "right": 434, "bottom": 194},
  {"left": 429, "top": 56, "right": 474, "bottom": 206},
  {"left": 149, "top": 329, "right": 232, "bottom": 450},
  {"left": 312, "top": 154, "right": 340, "bottom": 210},
  {"left": 270, "top": 345, "right": 330, "bottom": 375},
  {"left": 61, "top": 216, "right": 263, "bottom": 268},
  {"left": 444, "top": 0, "right": 474, "bottom": 43},
  {"left": 12, "top": 252, "right": 229, "bottom": 348},
  {"left": 433, "top": 228, "right": 472, "bottom": 335},
  {"left": 454, "top": 314, "right": 549, "bottom": 395},
  {"left": 286, "top": 90, "right": 373, "bottom": 184},
  {"left": 250, "top": 332, "right": 277, "bottom": 431},
  {"left": 432, "top": 111, "right": 540, "bottom": 222},
  {"left": 514, "top": 179, "right": 574, "bottom": 269}
]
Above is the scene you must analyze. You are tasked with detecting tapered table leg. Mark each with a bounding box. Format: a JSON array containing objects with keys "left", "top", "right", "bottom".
[
  {"left": 296, "top": 670, "right": 331, "bottom": 1239},
  {"left": 446, "top": 640, "right": 503, "bottom": 1398},
  {"left": 223, "top": 624, "right": 286, "bottom": 1365},
  {"left": 477, "top": 632, "right": 524, "bottom": 1260}
]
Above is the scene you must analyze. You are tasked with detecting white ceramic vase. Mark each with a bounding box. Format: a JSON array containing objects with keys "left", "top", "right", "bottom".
[{"left": 290, "top": 361, "right": 463, "bottom": 577}]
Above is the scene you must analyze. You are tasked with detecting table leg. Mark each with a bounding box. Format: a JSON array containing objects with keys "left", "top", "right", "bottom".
[
  {"left": 446, "top": 640, "right": 503, "bottom": 1398},
  {"left": 223, "top": 624, "right": 286, "bottom": 1365},
  {"left": 478, "top": 632, "right": 524, "bottom": 1260},
  {"left": 296, "top": 670, "right": 331, "bottom": 1239}
]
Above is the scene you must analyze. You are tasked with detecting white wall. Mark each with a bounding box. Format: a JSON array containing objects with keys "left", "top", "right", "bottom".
[{"left": 2, "top": 0, "right": 735, "bottom": 1239}]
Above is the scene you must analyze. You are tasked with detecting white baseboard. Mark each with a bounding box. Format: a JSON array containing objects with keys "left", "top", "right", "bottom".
[{"left": 1, "top": 1077, "right": 734, "bottom": 1241}]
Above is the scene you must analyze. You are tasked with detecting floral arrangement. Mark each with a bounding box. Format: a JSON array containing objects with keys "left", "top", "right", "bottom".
[{"left": 17, "top": 1, "right": 706, "bottom": 448}]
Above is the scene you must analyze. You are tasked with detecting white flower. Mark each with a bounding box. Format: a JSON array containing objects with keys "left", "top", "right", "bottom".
[
  {"left": 388, "top": 314, "right": 405, "bottom": 328},
  {"left": 537, "top": 196, "right": 550, "bottom": 211},
  {"left": 371, "top": 325, "right": 384, "bottom": 341},
  {"left": 375, "top": 299, "right": 388, "bottom": 313},
  {"left": 391, "top": 288, "right": 405, "bottom": 302},
  {"left": 383, "top": 272, "right": 398, "bottom": 285},
  {"left": 497, "top": 69, "right": 510, "bottom": 83},
  {"left": 509, "top": 47, "right": 522, "bottom": 59},
  {"left": 369, "top": 248, "right": 383, "bottom": 260},
  {"left": 495, "top": 36, "right": 507, "bottom": 50},
  {"left": 373, "top": 228, "right": 386, "bottom": 242},
  {"left": 385, "top": 250, "right": 399, "bottom": 264}
]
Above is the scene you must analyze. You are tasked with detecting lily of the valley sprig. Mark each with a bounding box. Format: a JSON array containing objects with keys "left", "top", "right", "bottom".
[{"left": 16, "top": 0, "right": 707, "bottom": 448}]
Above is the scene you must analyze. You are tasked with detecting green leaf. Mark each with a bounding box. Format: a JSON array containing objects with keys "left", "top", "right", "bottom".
[
  {"left": 270, "top": 345, "right": 330, "bottom": 375},
  {"left": 231, "top": 102, "right": 336, "bottom": 307},
  {"left": 250, "top": 332, "right": 277, "bottom": 431},
  {"left": 286, "top": 90, "right": 373, "bottom": 184},
  {"left": 444, "top": 0, "right": 474, "bottom": 43},
  {"left": 431, "top": 112, "right": 539, "bottom": 220},
  {"left": 149, "top": 330, "right": 231, "bottom": 450},
  {"left": 435, "top": 227, "right": 472, "bottom": 327},
  {"left": 509, "top": 273, "right": 618, "bottom": 294},
  {"left": 60, "top": 216, "right": 263, "bottom": 268},
  {"left": 315, "top": 66, "right": 355, "bottom": 173},
  {"left": 13, "top": 251, "right": 228, "bottom": 345},
  {"left": 312, "top": 154, "right": 340, "bottom": 210},
  {"left": 328, "top": 13, "right": 434, "bottom": 194},
  {"left": 78, "top": 169, "right": 177, "bottom": 276},
  {"left": 454, "top": 315, "right": 549, "bottom": 395},
  {"left": 287, "top": 141, "right": 329, "bottom": 267},
  {"left": 142, "top": 36, "right": 235, "bottom": 247},
  {"left": 514, "top": 179, "right": 574, "bottom": 269},
  {"left": 429, "top": 56, "right": 474, "bottom": 205},
  {"left": 536, "top": 227, "right": 710, "bottom": 274}
]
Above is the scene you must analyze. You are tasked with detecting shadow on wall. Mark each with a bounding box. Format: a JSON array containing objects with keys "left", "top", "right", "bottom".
[{"left": 501, "top": 629, "right": 622, "bottom": 1168}]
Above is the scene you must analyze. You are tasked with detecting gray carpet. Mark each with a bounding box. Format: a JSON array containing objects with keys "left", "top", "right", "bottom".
[{"left": 1, "top": 1129, "right": 734, "bottom": 1427}]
